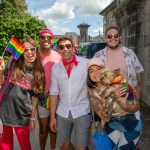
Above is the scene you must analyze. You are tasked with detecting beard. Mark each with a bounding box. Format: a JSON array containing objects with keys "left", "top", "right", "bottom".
[{"left": 107, "top": 41, "right": 120, "bottom": 49}]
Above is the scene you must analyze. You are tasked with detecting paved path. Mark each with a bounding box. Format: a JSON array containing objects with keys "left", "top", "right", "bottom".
[{"left": 13, "top": 101, "right": 150, "bottom": 150}]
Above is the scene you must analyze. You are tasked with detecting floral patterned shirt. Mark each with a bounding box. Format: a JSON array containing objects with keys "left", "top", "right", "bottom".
[{"left": 94, "top": 46, "right": 144, "bottom": 88}]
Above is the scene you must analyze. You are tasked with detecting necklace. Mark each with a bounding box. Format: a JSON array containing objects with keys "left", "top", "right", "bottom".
[{"left": 24, "top": 65, "right": 33, "bottom": 75}]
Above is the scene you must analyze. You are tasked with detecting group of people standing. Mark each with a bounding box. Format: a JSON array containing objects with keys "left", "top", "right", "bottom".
[{"left": 0, "top": 26, "right": 144, "bottom": 150}]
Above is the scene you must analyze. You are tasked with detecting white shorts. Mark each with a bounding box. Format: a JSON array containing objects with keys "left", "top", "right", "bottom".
[{"left": 38, "top": 105, "right": 50, "bottom": 118}]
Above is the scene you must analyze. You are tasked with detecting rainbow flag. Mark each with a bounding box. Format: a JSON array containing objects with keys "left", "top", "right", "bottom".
[{"left": 6, "top": 37, "right": 25, "bottom": 60}]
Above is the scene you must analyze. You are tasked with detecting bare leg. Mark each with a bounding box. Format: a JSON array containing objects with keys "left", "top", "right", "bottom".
[
  {"left": 38, "top": 116, "right": 50, "bottom": 150},
  {"left": 59, "top": 142, "right": 75, "bottom": 150},
  {"left": 136, "top": 142, "right": 141, "bottom": 150},
  {"left": 49, "top": 130, "right": 56, "bottom": 149},
  {"left": 77, "top": 146, "right": 89, "bottom": 150}
]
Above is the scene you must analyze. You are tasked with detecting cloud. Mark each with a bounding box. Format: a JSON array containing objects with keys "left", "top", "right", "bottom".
[
  {"left": 93, "top": 27, "right": 103, "bottom": 35},
  {"left": 36, "top": 0, "right": 112, "bottom": 19},
  {"left": 26, "top": 0, "right": 112, "bottom": 35},
  {"left": 36, "top": 1, "right": 75, "bottom": 20},
  {"left": 75, "top": 0, "right": 112, "bottom": 16},
  {"left": 45, "top": 18, "right": 71, "bottom": 34}
]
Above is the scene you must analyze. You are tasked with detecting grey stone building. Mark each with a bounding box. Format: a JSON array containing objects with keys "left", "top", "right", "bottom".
[{"left": 99, "top": 0, "right": 150, "bottom": 105}]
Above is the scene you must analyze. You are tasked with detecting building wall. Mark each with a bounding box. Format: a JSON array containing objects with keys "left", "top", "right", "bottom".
[
  {"left": 143, "top": 0, "right": 150, "bottom": 105},
  {"left": 101, "top": 0, "right": 150, "bottom": 105}
]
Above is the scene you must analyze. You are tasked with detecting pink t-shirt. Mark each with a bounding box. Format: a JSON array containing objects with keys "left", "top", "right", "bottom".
[
  {"left": 105, "top": 48, "right": 128, "bottom": 81},
  {"left": 41, "top": 50, "right": 61, "bottom": 90}
]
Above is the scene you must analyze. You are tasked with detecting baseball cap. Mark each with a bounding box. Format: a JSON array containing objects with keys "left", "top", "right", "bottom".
[
  {"left": 38, "top": 28, "right": 54, "bottom": 38},
  {"left": 87, "top": 58, "right": 104, "bottom": 70}
]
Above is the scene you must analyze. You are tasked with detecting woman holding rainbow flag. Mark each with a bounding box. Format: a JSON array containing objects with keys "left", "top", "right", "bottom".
[{"left": 0, "top": 37, "right": 45, "bottom": 150}]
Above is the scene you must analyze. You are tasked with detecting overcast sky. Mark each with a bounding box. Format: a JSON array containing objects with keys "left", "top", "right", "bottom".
[{"left": 25, "top": 0, "right": 113, "bottom": 37}]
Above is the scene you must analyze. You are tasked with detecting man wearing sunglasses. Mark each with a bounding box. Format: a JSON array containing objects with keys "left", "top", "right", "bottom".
[
  {"left": 50, "top": 37, "right": 91, "bottom": 150},
  {"left": 38, "top": 28, "right": 61, "bottom": 150},
  {"left": 94, "top": 26, "right": 144, "bottom": 149}
]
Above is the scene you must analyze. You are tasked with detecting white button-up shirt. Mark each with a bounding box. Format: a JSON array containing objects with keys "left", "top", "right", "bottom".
[{"left": 50, "top": 56, "right": 90, "bottom": 119}]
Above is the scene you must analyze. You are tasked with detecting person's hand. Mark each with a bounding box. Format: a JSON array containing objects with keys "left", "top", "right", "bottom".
[
  {"left": 29, "top": 121, "right": 35, "bottom": 132},
  {"left": 0, "top": 56, "right": 5, "bottom": 72},
  {"left": 50, "top": 117, "right": 57, "bottom": 132},
  {"left": 114, "top": 85, "right": 127, "bottom": 98},
  {"left": 44, "top": 90, "right": 49, "bottom": 97}
]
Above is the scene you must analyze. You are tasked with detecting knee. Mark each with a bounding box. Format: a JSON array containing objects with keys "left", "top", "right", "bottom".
[
  {"left": 39, "top": 124, "right": 49, "bottom": 134},
  {"left": 59, "top": 142, "right": 70, "bottom": 149}
]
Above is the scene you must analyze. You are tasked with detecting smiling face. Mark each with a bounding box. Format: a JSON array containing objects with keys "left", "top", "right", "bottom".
[
  {"left": 105, "top": 28, "right": 121, "bottom": 50},
  {"left": 23, "top": 42, "right": 37, "bottom": 67},
  {"left": 57, "top": 40, "right": 73, "bottom": 61},
  {"left": 39, "top": 33, "right": 53, "bottom": 51},
  {"left": 88, "top": 65, "right": 103, "bottom": 83}
]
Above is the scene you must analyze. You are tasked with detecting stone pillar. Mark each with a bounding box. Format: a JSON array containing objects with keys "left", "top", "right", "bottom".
[{"left": 77, "top": 23, "right": 90, "bottom": 43}]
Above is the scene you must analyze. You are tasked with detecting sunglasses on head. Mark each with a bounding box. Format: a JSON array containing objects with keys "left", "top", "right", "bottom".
[
  {"left": 40, "top": 35, "right": 52, "bottom": 40},
  {"left": 24, "top": 47, "right": 36, "bottom": 53},
  {"left": 107, "top": 34, "right": 119, "bottom": 39},
  {"left": 57, "top": 44, "right": 72, "bottom": 50}
]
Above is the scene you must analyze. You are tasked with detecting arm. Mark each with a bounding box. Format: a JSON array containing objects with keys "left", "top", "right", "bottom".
[
  {"left": 135, "top": 73, "right": 142, "bottom": 99},
  {"left": 49, "top": 65, "right": 59, "bottom": 132},
  {"left": 29, "top": 96, "right": 38, "bottom": 132},
  {"left": 0, "top": 56, "right": 5, "bottom": 86},
  {"left": 50, "top": 95, "right": 58, "bottom": 132},
  {"left": 88, "top": 89, "right": 114, "bottom": 130},
  {"left": 88, "top": 89, "right": 103, "bottom": 118},
  {"left": 115, "top": 91, "right": 140, "bottom": 113},
  {"left": 88, "top": 89, "right": 113, "bottom": 122},
  {"left": 130, "top": 50, "right": 144, "bottom": 99}
]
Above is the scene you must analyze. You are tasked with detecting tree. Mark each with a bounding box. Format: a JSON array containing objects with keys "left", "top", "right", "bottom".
[{"left": 0, "top": 0, "right": 46, "bottom": 57}]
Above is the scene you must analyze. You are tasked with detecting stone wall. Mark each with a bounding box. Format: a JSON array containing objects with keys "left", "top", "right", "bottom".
[
  {"left": 101, "top": 0, "right": 150, "bottom": 105},
  {"left": 142, "top": 0, "right": 150, "bottom": 105}
]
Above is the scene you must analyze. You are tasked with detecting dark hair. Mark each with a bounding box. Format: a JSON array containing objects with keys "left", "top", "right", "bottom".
[
  {"left": 87, "top": 73, "right": 97, "bottom": 89},
  {"left": 57, "top": 37, "right": 73, "bottom": 46},
  {"left": 105, "top": 26, "right": 121, "bottom": 35}
]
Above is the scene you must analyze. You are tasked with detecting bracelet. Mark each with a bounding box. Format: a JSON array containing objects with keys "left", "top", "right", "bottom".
[{"left": 30, "top": 117, "right": 36, "bottom": 121}]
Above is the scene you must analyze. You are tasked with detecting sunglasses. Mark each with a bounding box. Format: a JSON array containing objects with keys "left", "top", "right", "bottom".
[
  {"left": 57, "top": 44, "right": 72, "bottom": 50},
  {"left": 107, "top": 34, "right": 119, "bottom": 39},
  {"left": 24, "top": 47, "right": 37, "bottom": 53},
  {"left": 40, "top": 35, "right": 52, "bottom": 40}
]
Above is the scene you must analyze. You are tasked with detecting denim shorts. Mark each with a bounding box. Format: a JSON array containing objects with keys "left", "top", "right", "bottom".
[
  {"left": 57, "top": 112, "right": 91, "bottom": 147},
  {"left": 38, "top": 105, "right": 50, "bottom": 118}
]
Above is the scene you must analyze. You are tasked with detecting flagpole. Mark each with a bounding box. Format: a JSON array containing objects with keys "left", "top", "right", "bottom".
[{"left": 2, "top": 35, "right": 14, "bottom": 58}]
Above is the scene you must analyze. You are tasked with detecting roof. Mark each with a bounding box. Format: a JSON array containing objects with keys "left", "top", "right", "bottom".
[{"left": 99, "top": 0, "right": 117, "bottom": 16}]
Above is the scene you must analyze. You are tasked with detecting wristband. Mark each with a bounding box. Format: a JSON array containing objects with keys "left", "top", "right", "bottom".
[{"left": 30, "top": 117, "right": 36, "bottom": 121}]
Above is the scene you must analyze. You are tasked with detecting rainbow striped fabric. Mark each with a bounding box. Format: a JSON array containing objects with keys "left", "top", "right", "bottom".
[
  {"left": 6, "top": 37, "right": 25, "bottom": 60},
  {"left": 38, "top": 96, "right": 50, "bottom": 110}
]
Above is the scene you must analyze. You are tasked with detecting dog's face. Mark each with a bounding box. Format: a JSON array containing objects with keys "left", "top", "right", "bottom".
[{"left": 99, "top": 67, "right": 120, "bottom": 85}]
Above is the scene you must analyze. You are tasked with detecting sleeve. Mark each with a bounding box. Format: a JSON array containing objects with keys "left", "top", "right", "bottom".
[
  {"left": 49, "top": 65, "right": 59, "bottom": 95},
  {"left": 88, "top": 89, "right": 103, "bottom": 118},
  {"left": 130, "top": 50, "right": 144, "bottom": 73},
  {"left": 30, "top": 90, "right": 39, "bottom": 98}
]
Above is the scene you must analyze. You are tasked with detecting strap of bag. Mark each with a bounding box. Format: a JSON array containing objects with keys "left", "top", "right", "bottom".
[{"left": 91, "top": 109, "right": 98, "bottom": 129}]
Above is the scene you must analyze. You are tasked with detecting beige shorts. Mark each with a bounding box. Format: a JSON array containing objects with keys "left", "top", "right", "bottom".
[{"left": 38, "top": 105, "right": 50, "bottom": 118}]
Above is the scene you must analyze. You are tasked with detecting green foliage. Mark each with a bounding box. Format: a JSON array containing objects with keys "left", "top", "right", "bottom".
[{"left": 0, "top": 0, "right": 46, "bottom": 57}]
